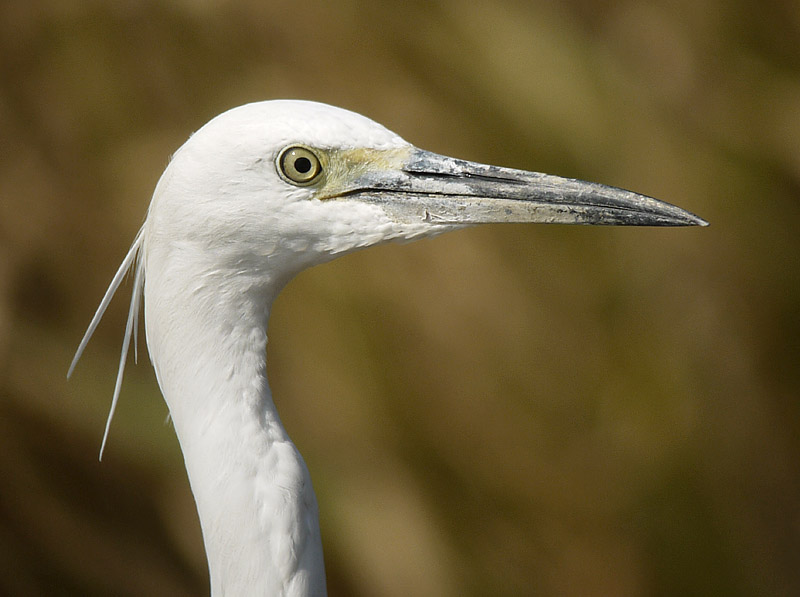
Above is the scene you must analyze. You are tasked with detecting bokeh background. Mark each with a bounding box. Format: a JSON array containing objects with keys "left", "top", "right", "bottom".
[{"left": 2, "top": 0, "right": 799, "bottom": 595}]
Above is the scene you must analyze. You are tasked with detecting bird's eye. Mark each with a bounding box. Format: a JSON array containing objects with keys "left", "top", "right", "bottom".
[{"left": 277, "top": 146, "right": 323, "bottom": 185}]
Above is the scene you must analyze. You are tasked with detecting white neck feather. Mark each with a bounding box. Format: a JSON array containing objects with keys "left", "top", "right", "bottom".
[{"left": 144, "top": 245, "right": 326, "bottom": 596}]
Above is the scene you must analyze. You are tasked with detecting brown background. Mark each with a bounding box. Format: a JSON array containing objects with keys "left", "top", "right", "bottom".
[{"left": 2, "top": 1, "right": 798, "bottom": 595}]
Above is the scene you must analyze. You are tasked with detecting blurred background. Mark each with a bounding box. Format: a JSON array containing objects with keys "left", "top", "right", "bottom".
[{"left": 1, "top": 0, "right": 799, "bottom": 595}]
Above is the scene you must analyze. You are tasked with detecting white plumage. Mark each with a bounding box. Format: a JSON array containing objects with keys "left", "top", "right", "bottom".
[{"left": 70, "top": 100, "right": 705, "bottom": 595}]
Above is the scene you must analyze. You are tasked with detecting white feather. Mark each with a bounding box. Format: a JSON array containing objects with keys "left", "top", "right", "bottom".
[{"left": 68, "top": 228, "right": 145, "bottom": 461}]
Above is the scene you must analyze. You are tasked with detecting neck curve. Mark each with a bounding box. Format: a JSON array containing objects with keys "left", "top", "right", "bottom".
[{"left": 144, "top": 249, "right": 326, "bottom": 596}]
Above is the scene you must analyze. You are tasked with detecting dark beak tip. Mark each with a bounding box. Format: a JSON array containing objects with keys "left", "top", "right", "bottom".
[{"left": 685, "top": 212, "right": 710, "bottom": 227}]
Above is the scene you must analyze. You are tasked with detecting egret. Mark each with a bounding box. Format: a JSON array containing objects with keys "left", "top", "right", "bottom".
[{"left": 69, "top": 100, "right": 706, "bottom": 596}]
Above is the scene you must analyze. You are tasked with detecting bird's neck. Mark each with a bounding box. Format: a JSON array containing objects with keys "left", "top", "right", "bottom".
[{"left": 144, "top": 258, "right": 326, "bottom": 596}]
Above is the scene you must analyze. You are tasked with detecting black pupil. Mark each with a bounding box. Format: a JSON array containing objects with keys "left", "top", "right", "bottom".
[{"left": 294, "top": 156, "right": 312, "bottom": 174}]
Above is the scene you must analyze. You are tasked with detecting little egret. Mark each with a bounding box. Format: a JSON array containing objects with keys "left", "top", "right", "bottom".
[{"left": 69, "top": 100, "right": 706, "bottom": 596}]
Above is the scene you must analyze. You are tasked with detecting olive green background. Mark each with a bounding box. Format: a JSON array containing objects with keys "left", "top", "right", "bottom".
[{"left": 2, "top": 1, "right": 798, "bottom": 595}]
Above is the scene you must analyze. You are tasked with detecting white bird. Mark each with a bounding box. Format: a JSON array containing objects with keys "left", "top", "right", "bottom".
[{"left": 69, "top": 100, "right": 706, "bottom": 596}]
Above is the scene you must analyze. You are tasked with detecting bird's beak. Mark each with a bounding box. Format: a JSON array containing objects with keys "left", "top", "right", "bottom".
[{"left": 339, "top": 148, "right": 707, "bottom": 227}]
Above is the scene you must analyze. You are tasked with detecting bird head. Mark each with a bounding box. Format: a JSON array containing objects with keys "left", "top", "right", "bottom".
[{"left": 144, "top": 100, "right": 706, "bottom": 287}]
